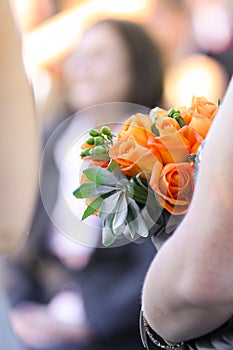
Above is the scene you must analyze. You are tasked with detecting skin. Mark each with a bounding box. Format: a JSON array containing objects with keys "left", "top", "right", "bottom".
[
  {"left": 0, "top": 0, "right": 39, "bottom": 254},
  {"left": 142, "top": 77, "right": 233, "bottom": 343}
]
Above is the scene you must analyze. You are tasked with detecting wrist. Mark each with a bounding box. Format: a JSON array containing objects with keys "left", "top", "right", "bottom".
[{"left": 140, "top": 310, "right": 184, "bottom": 349}]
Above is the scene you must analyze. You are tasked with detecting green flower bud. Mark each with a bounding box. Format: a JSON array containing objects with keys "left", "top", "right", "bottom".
[
  {"left": 173, "top": 112, "right": 180, "bottom": 120},
  {"left": 101, "top": 126, "right": 111, "bottom": 135},
  {"left": 87, "top": 137, "right": 94, "bottom": 145},
  {"left": 92, "top": 145, "right": 107, "bottom": 154},
  {"left": 94, "top": 136, "right": 105, "bottom": 145},
  {"left": 89, "top": 129, "right": 99, "bottom": 137},
  {"left": 168, "top": 108, "right": 176, "bottom": 118},
  {"left": 168, "top": 108, "right": 180, "bottom": 119},
  {"left": 80, "top": 148, "right": 90, "bottom": 157}
]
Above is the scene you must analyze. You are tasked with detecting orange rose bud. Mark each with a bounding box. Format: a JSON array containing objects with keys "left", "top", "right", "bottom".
[
  {"left": 118, "top": 113, "right": 152, "bottom": 148},
  {"left": 109, "top": 135, "right": 161, "bottom": 178},
  {"left": 150, "top": 161, "right": 194, "bottom": 215}
]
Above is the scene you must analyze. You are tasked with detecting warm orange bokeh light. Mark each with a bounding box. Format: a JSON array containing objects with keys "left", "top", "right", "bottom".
[{"left": 164, "top": 54, "right": 228, "bottom": 107}]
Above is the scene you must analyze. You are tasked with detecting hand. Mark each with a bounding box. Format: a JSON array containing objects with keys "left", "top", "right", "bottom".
[{"left": 11, "top": 302, "right": 92, "bottom": 348}]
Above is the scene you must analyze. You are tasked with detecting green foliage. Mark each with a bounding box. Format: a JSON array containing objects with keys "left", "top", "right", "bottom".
[
  {"left": 73, "top": 161, "right": 163, "bottom": 246},
  {"left": 82, "top": 197, "right": 103, "bottom": 220}
]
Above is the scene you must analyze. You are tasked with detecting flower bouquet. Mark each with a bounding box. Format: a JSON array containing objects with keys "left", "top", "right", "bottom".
[{"left": 73, "top": 97, "right": 218, "bottom": 247}]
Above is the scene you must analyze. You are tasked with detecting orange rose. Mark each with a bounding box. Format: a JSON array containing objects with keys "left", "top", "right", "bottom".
[
  {"left": 155, "top": 115, "right": 180, "bottom": 136},
  {"left": 118, "top": 113, "right": 152, "bottom": 148},
  {"left": 109, "top": 135, "right": 161, "bottom": 177},
  {"left": 178, "top": 125, "right": 203, "bottom": 155},
  {"left": 180, "top": 97, "right": 218, "bottom": 138},
  {"left": 150, "top": 161, "right": 194, "bottom": 215},
  {"left": 188, "top": 114, "right": 212, "bottom": 138},
  {"left": 148, "top": 129, "right": 190, "bottom": 165},
  {"left": 190, "top": 96, "right": 218, "bottom": 119},
  {"left": 148, "top": 96, "right": 217, "bottom": 163}
]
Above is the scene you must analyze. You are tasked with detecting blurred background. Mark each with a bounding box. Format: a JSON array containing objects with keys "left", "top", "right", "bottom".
[{"left": 13, "top": 0, "right": 233, "bottom": 129}]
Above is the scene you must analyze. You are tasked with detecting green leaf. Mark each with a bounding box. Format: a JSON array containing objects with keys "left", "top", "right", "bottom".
[
  {"left": 99, "top": 192, "right": 121, "bottom": 220},
  {"left": 129, "top": 178, "right": 148, "bottom": 204},
  {"left": 112, "top": 194, "right": 128, "bottom": 232},
  {"left": 73, "top": 183, "right": 96, "bottom": 198},
  {"left": 102, "top": 214, "right": 116, "bottom": 246},
  {"left": 102, "top": 227, "right": 116, "bottom": 247},
  {"left": 101, "top": 199, "right": 129, "bottom": 244},
  {"left": 135, "top": 173, "right": 149, "bottom": 190},
  {"left": 81, "top": 197, "right": 103, "bottom": 220},
  {"left": 125, "top": 199, "right": 140, "bottom": 238},
  {"left": 83, "top": 166, "right": 117, "bottom": 186},
  {"left": 127, "top": 199, "right": 150, "bottom": 238},
  {"left": 73, "top": 182, "right": 115, "bottom": 198}
]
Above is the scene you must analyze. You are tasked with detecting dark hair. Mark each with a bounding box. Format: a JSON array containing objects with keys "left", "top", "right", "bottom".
[{"left": 90, "top": 19, "right": 164, "bottom": 108}]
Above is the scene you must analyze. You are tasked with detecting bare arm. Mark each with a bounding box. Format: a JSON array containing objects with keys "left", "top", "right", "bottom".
[
  {"left": 0, "top": 0, "right": 39, "bottom": 253},
  {"left": 142, "top": 77, "right": 233, "bottom": 343}
]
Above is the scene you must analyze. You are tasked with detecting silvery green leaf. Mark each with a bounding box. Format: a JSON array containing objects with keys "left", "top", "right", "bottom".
[
  {"left": 102, "top": 214, "right": 116, "bottom": 246},
  {"left": 83, "top": 166, "right": 118, "bottom": 186},
  {"left": 113, "top": 223, "right": 126, "bottom": 237},
  {"left": 81, "top": 197, "right": 103, "bottom": 220},
  {"left": 73, "top": 182, "right": 115, "bottom": 198},
  {"left": 135, "top": 216, "right": 150, "bottom": 238},
  {"left": 99, "top": 192, "right": 121, "bottom": 220},
  {"left": 125, "top": 199, "right": 140, "bottom": 239},
  {"left": 102, "top": 226, "right": 116, "bottom": 247},
  {"left": 128, "top": 199, "right": 150, "bottom": 238},
  {"left": 112, "top": 194, "right": 128, "bottom": 231}
]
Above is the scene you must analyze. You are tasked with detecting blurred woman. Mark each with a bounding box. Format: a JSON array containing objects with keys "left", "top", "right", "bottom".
[{"left": 6, "top": 19, "right": 164, "bottom": 350}]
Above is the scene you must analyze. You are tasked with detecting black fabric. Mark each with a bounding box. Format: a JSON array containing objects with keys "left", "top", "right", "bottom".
[{"left": 186, "top": 318, "right": 233, "bottom": 350}]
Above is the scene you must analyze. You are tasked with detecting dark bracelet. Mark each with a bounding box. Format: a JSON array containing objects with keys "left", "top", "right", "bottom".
[{"left": 140, "top": 310, "right": 185, "bottom": 349}]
